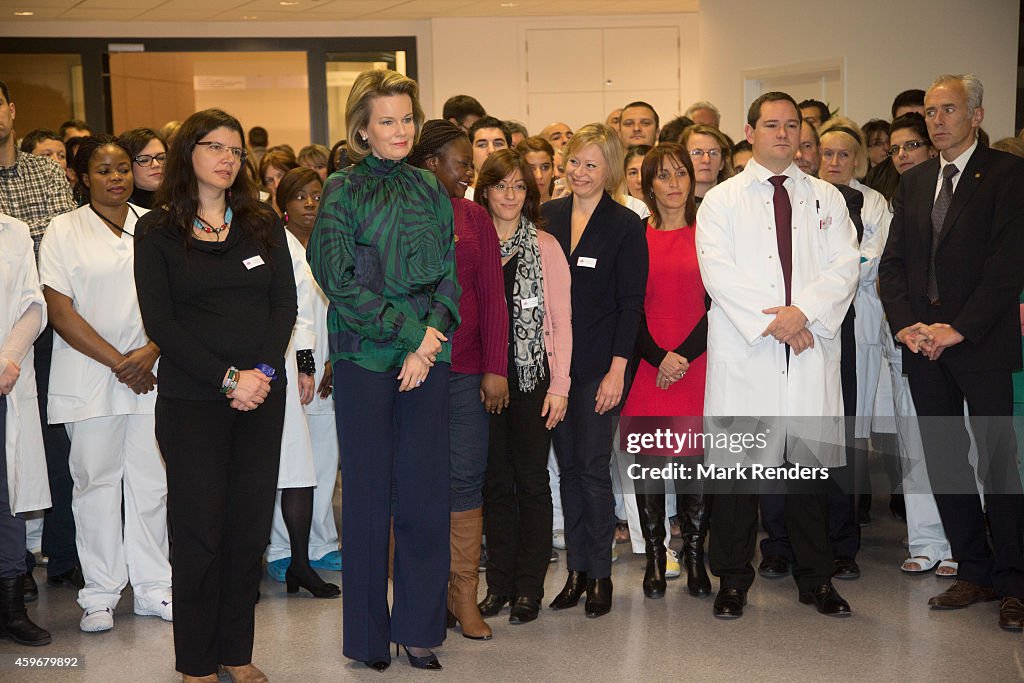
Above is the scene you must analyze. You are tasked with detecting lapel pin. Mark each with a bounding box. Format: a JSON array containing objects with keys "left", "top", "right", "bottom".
[{"left": 975, "top": 172, "right": 981, "bottom": 178}]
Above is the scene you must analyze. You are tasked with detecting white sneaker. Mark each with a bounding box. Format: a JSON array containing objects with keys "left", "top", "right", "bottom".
[
  {"left": 80, "top": 608, "right": 114, "bottom": 632},
  {"left": 135, "top": 598, "right": 173, "bottom": 622},
  {"left": 665, "top": 548, "right": 681, "bottom": 579},
  {"left": 552, "top": 530, "right": 566, "bottom": 550}
]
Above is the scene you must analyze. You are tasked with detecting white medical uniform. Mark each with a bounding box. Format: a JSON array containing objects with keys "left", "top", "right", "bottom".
[{"left": 37, "top": 204, "right": 171, "bottom": 614}]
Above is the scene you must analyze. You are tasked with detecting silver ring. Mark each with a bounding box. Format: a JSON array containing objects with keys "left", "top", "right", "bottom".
[{"left": 416, "top": 380, "right": 423, "bottom": 387}]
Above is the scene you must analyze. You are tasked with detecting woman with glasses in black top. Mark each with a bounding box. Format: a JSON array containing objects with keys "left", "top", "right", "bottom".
[{"left": 118, "top": 128, "right": 166, "bottom": 209}]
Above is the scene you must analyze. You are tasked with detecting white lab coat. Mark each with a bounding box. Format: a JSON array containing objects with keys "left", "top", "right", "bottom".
[
  {"left": 275, "top": 231, "right": 318, "bottom": 489},
  {"left": 696, "top": 160, "right": 860, "bottom": 467},
  {"left": 0, "top": 215, "right": 49, "bottom": 514},
  {"left": 850, "top": 179, "right": 892, "bottom": 438}
]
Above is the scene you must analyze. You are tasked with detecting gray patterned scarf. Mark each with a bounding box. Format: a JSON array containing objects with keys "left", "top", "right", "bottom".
[{"left": 499, "top": 216, "right": 546, "bottom": 392}]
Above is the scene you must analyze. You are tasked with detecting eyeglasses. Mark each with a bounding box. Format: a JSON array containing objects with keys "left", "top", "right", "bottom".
[
  {"left": 887, "top": 140, "right": 928, "bottom": 157},
  {"left": 195, "top": 141, "right": 247, "bottom": 162},
  {"left": 689, "top": 148, "right": 721, "bottom": 159},
  {"left": 133, "top": 153, "right": 166, "bottom": 167},
  {"left": 492, "top": 181, "right": 528, "bottom": 193}
]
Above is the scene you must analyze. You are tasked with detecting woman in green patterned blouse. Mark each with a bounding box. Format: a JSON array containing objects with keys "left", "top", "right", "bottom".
[{"left": 307, "top": 69, "right": 460, "bottom": 672}]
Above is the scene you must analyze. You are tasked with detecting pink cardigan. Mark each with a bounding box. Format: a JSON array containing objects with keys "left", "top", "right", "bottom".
[{"left": 537, "top": 230, "right": 572, "bottom": 397}]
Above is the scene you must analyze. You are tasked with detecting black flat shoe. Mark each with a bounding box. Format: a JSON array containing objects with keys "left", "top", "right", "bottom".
[
  {"left": 584, "top": 578, "right": 612, "bottom": 618},
  {"left": 509, "top": 596, "right": 540, "bottom": 624},
  {"left": 833, "top": 557, "right": 861, "bottom": 580},
  {"left": 549, "top": 571, "right": 587, "bottom": 610},
  {"left": 713, "top": 588, "right": 747, "bottom": 619},
  {"left": 477, "top": 593, "right": 511, "bottom": 617},
  {"left": 285, "top": 567, "right": 341, "bottom": 599},
  {"left": 889, "top": 494, "right": 906, "bottom": 521},
  {"left": 402, "top": 646, "right": 442, "bottom": 671},
  {"left": 47, "top": 565, "right": 84, "bottom": 589},
  {"left": 799, "top": 583, "right": 851, "bottom": 617},
  {"left": 757, "top": 556, "right": 789, "bottom": 579},
  {"left": 363, "top": 659, "right": 390, "bottom": 672}
]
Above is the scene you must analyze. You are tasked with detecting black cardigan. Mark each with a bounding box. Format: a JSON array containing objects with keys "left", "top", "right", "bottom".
[
  {"left": 542, "top": 192, "right": 648, "bottom": 382},
  {"left": 134, "top": 207, "right": 297, "bottom": 400}
]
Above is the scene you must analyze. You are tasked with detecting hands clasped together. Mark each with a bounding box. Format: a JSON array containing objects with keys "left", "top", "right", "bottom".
[
  {"left": 113, "top": 344, "right": 159, "bottom": 395},
  {"left": 896, "top": 322, "right": 964, "bottom": 361},
  {"left": 397, "top": 326, "right": 447, "bottom": 392},
  {"left": 227, "top": 369, "right": 272, "bottom": 411},
  {"left": 762, "top": 305, "right": 814, "bottom": 355}
]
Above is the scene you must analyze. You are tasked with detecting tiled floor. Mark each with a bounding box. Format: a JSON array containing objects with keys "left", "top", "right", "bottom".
[{"left": 3, "top": 496, "right": 1022, "bottom": 682}]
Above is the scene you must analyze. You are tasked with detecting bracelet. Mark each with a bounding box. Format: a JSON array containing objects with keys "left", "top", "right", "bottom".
[
  {"left": 254, "top": 362, "right": 277, "bottom": 381},
  {"left": 220, "top": 366, "right": 240, "bottom": 394},
  {"left": 296, "top": 350, "right": 316, "bottom": 376}
]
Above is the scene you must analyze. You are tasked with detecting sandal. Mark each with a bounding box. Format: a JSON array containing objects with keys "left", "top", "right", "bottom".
[
  {"left": 935, "top": 559, "right": 958, "bottom": 578},
  {"left": 614, "top": 521, "right": 630, "bottom": 544},
  {"left": 901, "top": 556, "right": 939, "bottom": 574}
]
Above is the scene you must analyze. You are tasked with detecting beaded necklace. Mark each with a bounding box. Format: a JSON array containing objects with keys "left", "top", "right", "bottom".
[{"left": 193, "top": 206, "right": 233, "bottom": 237}]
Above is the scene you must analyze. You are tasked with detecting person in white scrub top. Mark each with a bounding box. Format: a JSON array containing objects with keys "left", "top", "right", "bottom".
[
  {"left": 37, "top": 137, "right": 172, "bottom": 633},
  {"left": 0, "top": 212, "right": 51, "bottom": 646},
  {"left": 265, "top": 168, "right": 341, "bottom": 597}
]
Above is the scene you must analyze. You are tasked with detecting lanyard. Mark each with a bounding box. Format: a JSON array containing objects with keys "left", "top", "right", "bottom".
[{"left": 89, "top": 203, "right": 140, "bottom": 238}]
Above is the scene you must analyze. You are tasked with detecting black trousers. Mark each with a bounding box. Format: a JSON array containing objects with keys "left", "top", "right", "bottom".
[
  {"left": 155, "top": 391, "right": 285, "bottom": 677},
  {"left": 710, "top": 472, "right": 834, "bottom": 594},
  {"left": 483, "top": 372, "right": 553, "bottom": 599},
  {"left": 907, "top": 355, "right": 1024, "bottom": 598},
  {"left": 551, "top": 374, "right": 617, "bottom": 579},
  {"left": 25, "top": 326, "right": 79, "bottom": 577}
]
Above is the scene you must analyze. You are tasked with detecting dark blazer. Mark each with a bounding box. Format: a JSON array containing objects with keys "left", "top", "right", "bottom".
[
  {"left": 543, "top": 191, "right": 648, "bottom": 382},
  {"left": 879, "top": 143, "right": 1024, "bottom": 373}
]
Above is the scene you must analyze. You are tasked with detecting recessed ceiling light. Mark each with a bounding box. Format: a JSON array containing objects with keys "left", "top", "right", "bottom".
[
  {"left": 279, "top": 1, "right": 299, "bottom": 5},
  {"left": 241, "top": 14, "right": 258, "bottom": 19},
  {"left": 13, "top": 10, "right": 34, "bottom": 15},
  {"left": 500, "top": 2, "right": 518, "bottom": 6}
]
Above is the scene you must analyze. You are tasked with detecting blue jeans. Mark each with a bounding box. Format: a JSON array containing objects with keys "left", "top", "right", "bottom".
[{"left": 449, "top": 372, "right": 489, "bottom": 512}]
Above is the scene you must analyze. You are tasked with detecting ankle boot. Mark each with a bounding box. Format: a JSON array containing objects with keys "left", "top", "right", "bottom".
[
  {"left": 636, "top": 494, "right": 667, "bottom": 598},
  {"left": 448, "top": 509, "right": 492, "bottom": 640},
  {"left": 681, "top": 492, "right": 712, "bottom": 597},
  {"left": 0, "top": 575, "right": 51, "bottom": 646}
]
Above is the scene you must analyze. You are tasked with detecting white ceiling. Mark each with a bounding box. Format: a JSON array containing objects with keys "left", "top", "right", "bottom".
[{"left": 1, "top": 0, "right": 698, "bottom": 22}]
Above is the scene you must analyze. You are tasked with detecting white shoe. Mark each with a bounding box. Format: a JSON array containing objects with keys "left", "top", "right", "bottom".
[
  {"left": 135, "top": 598, "right": 173, "bottom": 622},
  {"left": 665, "top": 548, "right": 681, "bottom": 579},
  {"left": 611, "top": 542, "right": 619, "bottom": 563},
  {"left": 552, "top": 530, "right": 566, "bottom": 550},
  {"left": 80, "top": 608, "right": 114, "bottom": 632}
]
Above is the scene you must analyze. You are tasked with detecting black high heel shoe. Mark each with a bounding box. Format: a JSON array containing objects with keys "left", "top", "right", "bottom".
[
  {"left": 402, "top": 645, "right": 442, "bottom": 671},
  {"left": 549, "top": 570, "right": 587, "bottom": 609},
  {"left": 285, "top": 567, "right": 341, "bottom": 599}
]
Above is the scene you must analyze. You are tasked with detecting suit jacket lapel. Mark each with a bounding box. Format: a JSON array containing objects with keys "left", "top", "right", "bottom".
[{"left": 937, "top": 145, "right": 986, "bottom": 249}]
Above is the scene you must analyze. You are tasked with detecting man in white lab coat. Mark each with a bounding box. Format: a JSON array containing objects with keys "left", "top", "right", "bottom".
[{"left": 695, "top": 91, "right": 860, "bottom": 619}]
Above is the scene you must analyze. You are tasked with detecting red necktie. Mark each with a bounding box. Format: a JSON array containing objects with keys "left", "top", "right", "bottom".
[{"left": 770, "top": 175, "right": 792, "bottom": 305}]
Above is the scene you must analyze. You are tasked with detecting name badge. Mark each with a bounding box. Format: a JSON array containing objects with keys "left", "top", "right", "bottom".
[
  {"left": 577, "top": 256, "right": 597, "bottom": 268},
  {"left": 243, "top": 255, "right": 265, "bottom": 270},
  {"left": 521, "top": 296, "right": 539, "bottom": 309}
]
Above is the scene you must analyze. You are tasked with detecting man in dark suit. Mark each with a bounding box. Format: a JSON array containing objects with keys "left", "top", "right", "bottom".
[{"left": 879, "top": 73, "right": 1024, "bottom": 632}]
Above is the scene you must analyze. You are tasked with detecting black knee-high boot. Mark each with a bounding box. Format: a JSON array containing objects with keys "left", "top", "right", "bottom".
[
  {"left": 681, "top": 491, "right": 712, "bottom": 597},
  {"left": 636, "top": 494, "right": 667, "bottom": 599}
]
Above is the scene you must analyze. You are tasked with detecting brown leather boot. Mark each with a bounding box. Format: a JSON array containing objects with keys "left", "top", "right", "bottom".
[
  {"left": 448, "top": 509, "right": 492, "bottom": 640},
  {"left": 182, "top": 675, "right": 219, "bottom": 683}
]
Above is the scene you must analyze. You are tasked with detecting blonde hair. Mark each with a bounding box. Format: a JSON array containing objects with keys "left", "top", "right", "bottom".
[
  {"left": 819, "top": 116, "right": 868, "bottom": 179},
  {"left": 563, "top": 123, "right": 626, "bottom": 203},
  {"left": 345, "top": 69, "right": 424, "bottom": 163}
]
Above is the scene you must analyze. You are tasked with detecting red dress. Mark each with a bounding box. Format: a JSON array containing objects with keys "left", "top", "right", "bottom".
[{"left": 622, "top": 222, "right": 707, "bottom": 418}]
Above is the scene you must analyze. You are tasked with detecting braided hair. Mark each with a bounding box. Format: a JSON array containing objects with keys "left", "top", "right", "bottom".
[{"left": 407, "top": 119, "right": 468, "bottom": 168}]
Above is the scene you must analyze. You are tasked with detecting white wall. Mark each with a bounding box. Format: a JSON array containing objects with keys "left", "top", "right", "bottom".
[
  {"left": 4, "top": 0, "right": 1020, "bottom": 140},
  {"left": 699, "top": 0, "right": 1020, "bottom": 141},
  {"left": 428, "top": 13, "right": 700, "bottom": 125}
]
